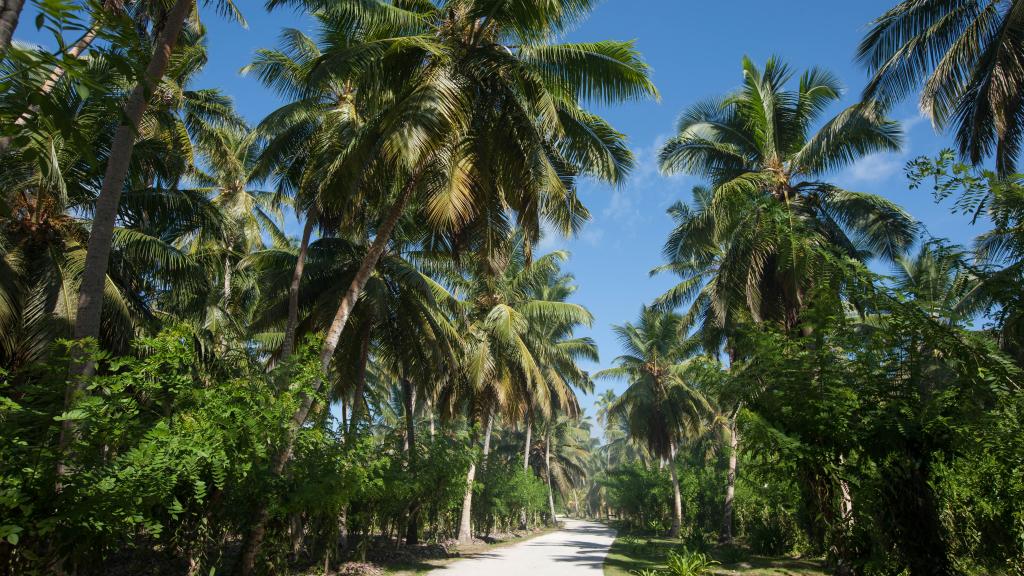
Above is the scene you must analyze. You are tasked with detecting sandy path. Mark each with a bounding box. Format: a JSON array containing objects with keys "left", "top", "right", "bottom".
[{"left": 434, "top": 518, "right": 617, "bottom": 575}]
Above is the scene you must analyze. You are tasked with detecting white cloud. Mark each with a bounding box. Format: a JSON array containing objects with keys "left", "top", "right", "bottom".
[
  {"left": 842, "top": 113, "right": 928, "bottom": 184},
  {"left": 846, "top": 152, "right": 903, "bottom": 183}
]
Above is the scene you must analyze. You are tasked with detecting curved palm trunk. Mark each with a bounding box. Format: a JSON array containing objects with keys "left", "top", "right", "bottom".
[
  {"left": 70, "top": 0, "right": 192, "bottom": 361},
  {"left": 668, "top": 441, "right": 682, "bottom": 539},
  {"left": 238, "top": 175, "right": 418, "bottom": 575},
  {"left": 545, "top": 428, "right": 556, "bottom": 525},
  {"left": 58, "top": 0, "right": 192, "bottom": 484},
  {"left": 519, "top": 408, "right": 532, "bottom": 530},
  {"left": 0, "top": 0, "right": 25, "bottom": 53},
  {"left": 281, "top": 213, "right": 316, "bottom": 360},
  {"left": 720, "top": 412, "right": 739, "bottom": 542},
  {"left": 457, "top": 410, "right": 492, "bottom": 543}
]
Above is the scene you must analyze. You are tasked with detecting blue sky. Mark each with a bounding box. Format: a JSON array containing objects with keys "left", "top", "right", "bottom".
[{"left": 17, "top": 1, "right": 985, "bottom": 428}]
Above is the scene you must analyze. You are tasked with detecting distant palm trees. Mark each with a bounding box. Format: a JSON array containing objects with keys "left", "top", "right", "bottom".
[{"left": 597, "top": 307, "right": 709, "bottom": 538}]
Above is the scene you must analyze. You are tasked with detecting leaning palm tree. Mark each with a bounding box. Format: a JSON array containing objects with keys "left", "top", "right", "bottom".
[
  {"left": 237, "top": 2, "right": 654, "bottom": 565},
  {"left": 858, "top": 0, "right": 1024, "bottom": 174},
  {"left": 659, "top": 57, "right": 918, "bottom": 333},
  {"left": 71, "top": 0, "right": 245, "bottom": 372},
  {"left": 596, "top": 307, "right": 710, "bottom": 538}
]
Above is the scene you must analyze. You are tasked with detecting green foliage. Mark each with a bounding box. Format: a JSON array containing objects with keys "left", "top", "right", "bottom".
[{"left": 663, "top": 549, "right": 719, "bottom": 576}]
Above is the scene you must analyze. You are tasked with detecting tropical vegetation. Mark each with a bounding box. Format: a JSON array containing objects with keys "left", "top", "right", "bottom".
[{"left": 1, "top": 1, "right": 1023, "bottom": 576}]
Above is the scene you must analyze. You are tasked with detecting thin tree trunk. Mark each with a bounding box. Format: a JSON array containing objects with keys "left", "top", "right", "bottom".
[
  {"left": 522, "top": 409, "right": 532, "bottom": 471},
  {"left": 545, "top": 428, "right": 556, "bottom": 525},
  {"left": 428, "top": 400, "right": 435, "bottom": 442},
  {"left": 237, "top": 174, "right": 419, "bottom": 575},
  {"left": 59, "top": 0, "right": 192, "bottom": 484},
  {"left": 403, "top": 378, "right": 419, "bottom": 545},
  {"left": 482, "top": 410, "right": 493, "bottom": 463},
  {"left": 519, "top": 408, "right": 532, "bottom": 530},
  {"left": 457, "top": 410, "right": 492, "bottom": 544},
  {"left": 0, "top": 0, "right": 25, "bottom": 54},
  {"left": 222, "top": 254, "right": 232, "bottom": 304},
  {"left": 347, "top": 321, "right": 371, "bottom": 441},
  {"left": 0, "top": 1, "right": 112, "bottom": 155},
  {"left": 668, "top": 441, "right": 682, "bottom": 539},
  {"left": 720, "top": 411, "right": 739, "bottom": 543},
  {"left": 281, "top": 213, "right": 315, "bottom": 360}
]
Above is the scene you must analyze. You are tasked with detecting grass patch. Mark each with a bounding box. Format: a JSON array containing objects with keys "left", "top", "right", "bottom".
[{"left": 602, "top": 533, "right": 827, "bottom": 576}]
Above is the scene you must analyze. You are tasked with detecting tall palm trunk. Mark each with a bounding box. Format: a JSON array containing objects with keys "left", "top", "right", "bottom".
[
  {"left": 403, "top": 378, "right": 419, "bottom": 545},
  {"left": 457, "top": 410, "right": 492, "bottom": 543},
  {"left": 347, "top": 321, "right": 371, "bottom": 441},
  {"left": 519, "top": 408, "right": 532, "bottom": 530},
  {"left": 222, "top": 254, "right": 232, "bottom": 304},
  {"left": 281, "top": 213, "right": 315, "bottom": 360},
  {"left": 668, "top": 440, "right": 683, "bottom": 539},
  {"left": 58, "top": 0, "right": 192, "bottom": 484},
  {"left": 0, "top": 0, "right": 25, "bottom": 53},
  {"left": 238, "top": 174, "right": 419, "bottom": 575},
  {"left": 70, "top": 0, "right": 192, "bottom": 362},
  {"left": 545, "top": 428, "right": 556, "bottom": 525},
  {"left": 720, "top": 411, "right": 739, "bottom": 542}
]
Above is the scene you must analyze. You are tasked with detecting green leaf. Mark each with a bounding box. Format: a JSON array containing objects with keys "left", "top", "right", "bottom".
[{"left": 54, "top": 409, "right": 87, "bottom": 422}]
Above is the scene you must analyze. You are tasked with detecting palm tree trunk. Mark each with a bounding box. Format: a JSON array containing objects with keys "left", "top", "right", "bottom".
[
  {"left": 0, "top": 0, "right": 25, "bottom": 53},
  {"left": 346, "top": 321, "right": 371, "bottom": 442},
  {"left": 720, "top": 412, "right": 738, "bottom": 543},
  {"left": 522, "top": 409, "right": 532, "bottom": 471},
  {"left": 482, "top": 409, "right": 494, "bottom": 462},
  {"left": 519, "top": 409, "right": 532, "bottom": 530},
  {"left": 668, "top": 441, "right": 682, "bottom": 539},
  {"left": 457, "top": 410, "right": 492, "bottom": 544},
  {"left": 222, "top": 254, "right": 232, "bottom": 304},
  {"left": 58, "top": 0, "right": 192, "bottom": 485},
  {"left": 281, "top": 212, "right": 315, "bottom": 360},
  {"left": 70, "top": 0, "right": 192, "bottom": 361},
  {"left": 237, "top": 174, "right": 419, "bottom": 575},
  {"left": 403, "top": 377, "right": 419, "bottom": 545},
  {"left": 545, "top": 428, "right": 556, "bottom": 525}
]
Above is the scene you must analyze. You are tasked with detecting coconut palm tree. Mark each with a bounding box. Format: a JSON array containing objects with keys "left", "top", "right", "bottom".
[
  {"left": 659, "top": 57, "right": 918, "bottom": 333},
  {"left": 244, "top": 22, "right": 365, "bottom": 360},
  {"left": 0, "top": 25, "right": 236, "bottom": 367},
  {"left": 438, "top": 238, "right": 594, "bottom": 540},
  {"left": 237, "top": 1, "right": 653, "bottom": 564},
  {"left": 597, "top": 307, "right": 710, "bottom": 538},
  {"left": 859, "top": 0, "right": 1024, "bottom": 174},
  {"left": 72, "top": 0, "right": 245, "bottom": 372}
]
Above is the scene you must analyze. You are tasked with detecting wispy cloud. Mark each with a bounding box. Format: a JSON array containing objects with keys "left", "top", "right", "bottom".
[{"left": 841, "top": 113, "right": 928, "bottom": 185}]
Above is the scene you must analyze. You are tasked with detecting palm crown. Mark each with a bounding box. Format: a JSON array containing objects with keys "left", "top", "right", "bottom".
[{"left": 658, "top": 57, "right": 918, "bottom": 330}]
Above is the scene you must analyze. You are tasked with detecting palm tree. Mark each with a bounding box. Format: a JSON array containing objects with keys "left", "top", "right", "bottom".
[
  {"left": 858, "top": 0, "right": 1024, "bottom": 174},
  {"left": 540, "top": 415, "right": 595, "bottom": 523},
  {"left": 658, "top": 57, "right": 918, "bottom": 333},
  {"left": 0, "top": 0, "right": 24, "bottom": 53},
  {"left": 439, "top": 239, "right": 594, "bottom": 540},
  {"left": 597, "top": 307, "right": 710, "bottom": 538},
  {"left": 244, "top": 22, "right": 364, "bottom": 360},
  {"left": 237, "top": 1, "right": 653, "bottom": 564},
  {"left": 71, "top": 0, "right": 245, "bottom": 373},
  {"left": 179, "top": 125, "right": 287, "bottom": 344}
]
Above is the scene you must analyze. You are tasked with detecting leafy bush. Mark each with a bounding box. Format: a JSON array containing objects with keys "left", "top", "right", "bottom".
[{"left": 664, "top": 549, "right": 719, "bottom": 576}]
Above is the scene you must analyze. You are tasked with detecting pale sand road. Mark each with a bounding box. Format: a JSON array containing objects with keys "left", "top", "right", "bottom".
[{"left": 435, "top": 518, "right": 616, "bottom": 575}]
